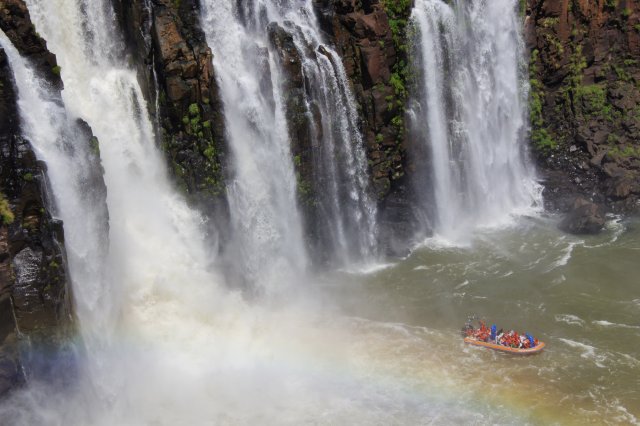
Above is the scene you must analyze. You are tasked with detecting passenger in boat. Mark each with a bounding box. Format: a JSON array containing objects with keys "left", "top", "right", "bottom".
[
  {"left": 490, "top": 324, "right": 497, "bottom": 342},
  {"left": 519, "top": 335, "right": 527, "bottom": 348},
  {"left": 526, "top": 333, "right": 536, "bottom": 348},
  {"left": 461, "top": 322, "right": 475, "bottom": 338}
]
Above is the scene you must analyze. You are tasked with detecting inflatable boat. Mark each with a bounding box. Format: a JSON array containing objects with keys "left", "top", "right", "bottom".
[{"left": 464, "top": 337, "right": 546, "bottom": 354}]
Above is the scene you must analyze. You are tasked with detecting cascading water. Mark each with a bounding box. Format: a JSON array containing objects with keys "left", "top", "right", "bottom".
[
  {"left": 0, "top": 27, "right": 110, "bottom": 376},
  {"left": 3, "top": 0, "right": 241, "bottom": 422},
  {"left": 199, "top": 1, "right": 378, "bottom": 272},
  {"left": 409, "top": 0, "right": 542, "bottom": 243}
]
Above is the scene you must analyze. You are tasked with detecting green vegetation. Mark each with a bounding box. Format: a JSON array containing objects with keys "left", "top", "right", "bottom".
[
  {"left": 382, "top": 0, "right": 413, "bottom": 143},
  {"left": 389, "top": 72, "right": 408, "bottom": 100},
  {"left": 297, "top": 179, "right": 313, "bottom": 200},
  {"left": 574, "top": 84, "right": 617, "bottom": 121},
  {"left": 0, "top": 193, "right": 14, "bottom": 225},
  {"left": 612, "top": 63, "right": 632, "bottom": 82},
  {"left": 567, "top": 45, "right": 587, "bottom": 88},
  {"left": 182, "top": 104, "right": 203, "bottom": 135},
  {"left": 609, "top": 145, "right": 640, "bottom": 159},
  {"left": 89, "top": 136, "right": 100, "bottom": 155},
  {"left": 529, "top": 49, "right": 558, "bottom": 151},
  {"left": 383, "top": 0, "right": 412, "bottom": 51},
  {"left": 543, "top": 32, "right": 564, "bottom": 56},
  {"left": 51, "top": 65, "right": 61, "bottom": 76},
  {"left": 532, "top": 128, "right": 558, "bottom": 150},
  {"left": 604, "top": 0, "right": 618, "bottom": 10},
  {"left": 203, "top": 144, "right": 216, "bottom": 160},
  {"left": 23, "top": 172, "right": 34, "bottom": 182}
]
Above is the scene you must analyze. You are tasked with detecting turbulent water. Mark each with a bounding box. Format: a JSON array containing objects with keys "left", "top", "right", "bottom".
[
  {"left": 409, "top": 0, "right": 541, "bottom": 243},
  {"left": 1, "top": 1, "right": 638, "bottom": 425},
  {"left": 321, "top": 216, "right": 640, "bottom": 425},
  {"left": 200, "top": 0, "right": 377, "bottom": 273}
]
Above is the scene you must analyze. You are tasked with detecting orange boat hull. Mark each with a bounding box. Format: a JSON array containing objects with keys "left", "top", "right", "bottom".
[{"left": 464, "top": 337, "right": 545, "bottom": 354}]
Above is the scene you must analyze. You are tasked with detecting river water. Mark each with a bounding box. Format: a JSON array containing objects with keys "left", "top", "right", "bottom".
[{"left": 316, "top": 215, "right": 640, "bottom": 424}]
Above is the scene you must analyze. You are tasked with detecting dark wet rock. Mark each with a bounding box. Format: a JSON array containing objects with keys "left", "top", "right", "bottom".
[
  {"left": 527, "top": 0, "right": 640, "bottom": 216},
  {"left": 266, "top": 22, "right": 315, "bottom": 209},
  {"left": 314, "top": 0, "right": 407, "bottom": 200},
  {"left": 0, "top": 0, "right": 62, "bottom": 88},
  {"left": 559, "top": 197, "right": 606, "bottom": 234}
]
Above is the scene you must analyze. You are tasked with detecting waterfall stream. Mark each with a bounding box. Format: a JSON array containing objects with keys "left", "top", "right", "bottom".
[
  {"left": 410, "top": 0, "right": 542, "bottom": 244},
  {"left": 199, "top": 1, "right": 378, "bottom": 274},
  {"left": 5, "top": 0, "right": 234, "bottom": 421},
  {"left": 0, "top": 26, "right": 110, "bottom": 373}
]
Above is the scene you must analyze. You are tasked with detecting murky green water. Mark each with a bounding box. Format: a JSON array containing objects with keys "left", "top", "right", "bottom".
[{"left": 319, "top": 215, "right": 640, "bottom": 425}]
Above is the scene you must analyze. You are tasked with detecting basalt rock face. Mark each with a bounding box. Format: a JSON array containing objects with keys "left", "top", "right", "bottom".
[
  {"left": 314, "top": 0, "right": 423, "bottom": 251},
  {"left": 266, "top": 23, "right": 320, "bottom": 240},
  {"left": 0, "top": 0, "right": 62, "bottom": 89},
  {"left": 526, "top": 0, "right": 640, "bottom": 220},
  {"left": 112, "top": 0, "right": 229, "bottom": 237},
  {"left": 0, "top": 0, "right": 73, "bottom": 397},
  {"left": 315, "top": 0, "right": 408, "bottom": 196}
]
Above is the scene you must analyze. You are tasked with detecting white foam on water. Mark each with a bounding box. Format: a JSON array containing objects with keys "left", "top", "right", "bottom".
[
  {"left": 555, "top": 314, "right": 586, "bottom": 327},
  {"left": 592, "top": 320, "right": 640, "bottom": 330},
  {"left": 558, "top": 338, "right": 608, "bottom": 368},
  {"left": 546, "top": 240, "right": 583, "bottom": 272}
]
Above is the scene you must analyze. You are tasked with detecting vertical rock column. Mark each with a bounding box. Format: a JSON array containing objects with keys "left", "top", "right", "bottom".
[
  {"left": 315, "top": 0, "right": 422, "bottom": 253},
  {"left": 112, "top": 0, "right": 229, "bottom": 228}
]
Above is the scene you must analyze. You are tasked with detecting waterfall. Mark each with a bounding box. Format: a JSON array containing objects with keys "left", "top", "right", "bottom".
[
  {"left": 410, "top": 0, "right": 542, "bottom": 243},
  {"left": 199, "top": 1, "right": 378, "bottom": 274},
  {"left": 0, "top": 26, "right": 111, "bottom": 352},
  {"left": 7, "top": 0, "right": 233, "bottom": 420}
]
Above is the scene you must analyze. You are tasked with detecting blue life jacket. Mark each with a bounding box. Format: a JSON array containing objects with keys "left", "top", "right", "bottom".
[
  {"left": 526, "top": 333, "right": 535, "bottom": 347},
  {"left": 491, "top": 325, "right": 497, "bottom": 341}
]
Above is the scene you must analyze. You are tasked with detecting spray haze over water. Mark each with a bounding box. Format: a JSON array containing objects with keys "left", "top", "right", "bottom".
[{"left": 410, "top": 0, "right": 542, "bottom": 244}]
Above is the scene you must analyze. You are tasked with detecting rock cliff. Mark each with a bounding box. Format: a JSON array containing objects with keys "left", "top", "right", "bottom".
[{"left": 526, "top": 0, "right": 640, "bottom": 222}]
